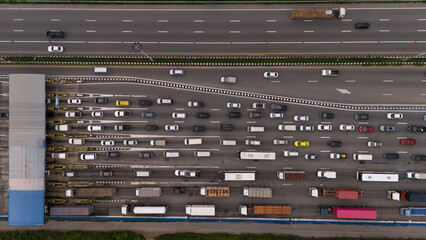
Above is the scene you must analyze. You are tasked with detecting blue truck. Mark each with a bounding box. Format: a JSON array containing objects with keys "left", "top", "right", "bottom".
[{"left": 400, "top": 207, "right": 426, "bottom": 216}]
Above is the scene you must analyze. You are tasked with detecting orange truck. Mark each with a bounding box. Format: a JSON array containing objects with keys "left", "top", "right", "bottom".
[{"left": 240, "top": 205, "right": 292, "bottom": 215}]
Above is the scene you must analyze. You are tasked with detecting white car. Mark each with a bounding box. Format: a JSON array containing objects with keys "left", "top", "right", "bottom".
[
  {"left": 264, "top": 71, "right": 279, "bottom": 79},
  {"left": 187, "top": 101, "right": 203, "bottom": 107},
  {"left": 65, "top": 111, "right": 82, "bottom": 118},
  {"left": 300, "top": 125, "right": 314, "bottom": 131},
  {"left": 80, "top": 153, "right": 97, "bottom": 160},
  {"left": 284, "top": 150, "right": 299, "bottom": 157},
  {"left": 367, "top": 141, "right": 383, "bottom": 147},
  {"left": 87, "top": 125, "right": 104, "bottom": 131},
  {"left": 269, "top": 112, "right": 284, "bottom": 119},
  {"left": 114, "top": 110, "right": 131, "bottom": 117},
  {"left": 273, "top": 139, "right": 288, "bottom": 145},
  {"left": 101, "top": 140, "right": 115, "bottom": 146},
  {"left": 174, "top": 170, "right": 200, "bottom": 177},
  {"left": 318, "top": 124, "right": 332, "bottom": 131},
  {"left": 226, "top": 102, "right": 241, "bottom": 109},
  {"left": 245, "top": 139, "right": 261, "bottom": 146},
  {"left": 169, "top": 69, "right": 184, "bottom": 76},
  {"left": 48, "top": 45, "right": 64, "bottom": 52},
  {"left": 165, "top": 125, "right": 179, "bottom": 131},
  {"left": 294, "top": 115, "right": 309, "bottom": 121},
  {"left": 123, "top": 139, "right": 138, "bottom": 146},
  {"left": 67, "top": 98, "right": 81, "bottom": 105},
  {"left": 172, "top": 112, "right": 186, "bottom": 119},
  {"left": 387, "top": 113, "right": 403, "bottom": 120},
  {"left": 339, "top": 124, "right": 355, "bottom": 131},
  {"left": 91, "top": 111, "right": 104, "bottom": 118}
]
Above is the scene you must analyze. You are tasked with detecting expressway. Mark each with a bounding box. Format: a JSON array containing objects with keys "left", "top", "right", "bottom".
[
  {"left": 0, "top": 4, "right": 425, "bottom": 55},
  {"left": 43, "top": 69, "right": 426, "bottom": 220}
]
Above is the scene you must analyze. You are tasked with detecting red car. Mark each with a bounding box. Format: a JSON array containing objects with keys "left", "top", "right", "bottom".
[
  {"left": 400, "top": 139, "right": 416, "bottom": 145},
  {"left": 359, "top": 126, "right": 374, "bottom": 132}
]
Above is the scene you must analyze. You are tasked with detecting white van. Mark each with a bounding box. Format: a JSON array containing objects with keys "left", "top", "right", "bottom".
[
  {"left": 93, "top": 67, "right": 109, "bottom": 74},
  {"left": 220, "top": 76, "right": 237, "bottom": 84},
  {"left": 184, "top": 138, "right": 202, "bottom": 146},
  {"left": 278, "top": 124, "right": 296, "bottom": 131},
  {"left": 194, "top": 151, "right": 211, "bottom": 158},
  {"left": 150, "top": 139, "right": 166, "bottom": 146},
  {"left": 134, "top": 170, "right": 151, "bottom": 177},
  {"left": 164, "top": 151, "right": 180, "bottom": 158},
  {"left": 353, "top": 153, "right": 373, "bottom": 161},
  {"left": 247, "top": 126, "right": 264, "bottom": 133},
  {"left": 170, "top": 69, "right": 184, "bottom": 76},
  {"left": 220, "top": 139, "right": 237, "bottom": 146},
  {"left": 51, "top": 152, "right": 68, "bottom": 159}
]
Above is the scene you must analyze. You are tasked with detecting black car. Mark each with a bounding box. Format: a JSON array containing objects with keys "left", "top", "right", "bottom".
[
  {"left": 354, "top": 113, "right": 369, "bottom": 121},
  {"left": 355, "top": 22, "right": 370, "bottom": 29},
  {"left": 146, "top": 125, "right": 158, "bottom": 131},
  {"left": 304, "top": 154, "right": 319, "bottom": 160},
  {"left": 106, "top": 152, "right": 120, "bottom": 158},
  {"left": 47, "top": 30, "right": 65, "bottom": 38},
  {"left": 270, "top": 103, "right": 287, "bottom": 111},
  {"left": 114, "top": 124, "right": 131, "bottom": 131},
  {"left": 218, "top": 124, "right": 233, "bottom": 131},
  {"left": 94, "top": 98, "right": 108, "bottom": 104},
  {"left": 249, "top": 112, "right": 263, "bottom": 118},
  {"left": 141, "top": 112, "right": 155, "bottom": 118},
  {"left": 408, "top": 125, "right": 425, "bottom": 132},
  {"left": 379, "top": 125, "right": 395, "bottom": 132},
  {"left": 0, "top": 112, "right": 9, "bottom": 119},
  {"left": 192, "top": 126, "right": 206, "bottom": 132},
  {"left": 383, "top": 153, "right": 399, "bottom": 159},
  {"left": 319, "top": 112, "right": 334, "bottom": 119},
  {"left": 196, "top": 112, "right": 210, "bottom": 118},
  {"left": 411, "top": 155, "right": 426, "bottom": 161},
  {"left": 327, "top": 141, "right": 343, "bottom": 147},
  {"left": 138, "top": 152, "right": 154, "bottom": 158},
  {"left": 139, "top": 99, "right": 153, "bottom": 106},
  {"left": 227, "top": 112, "right": 241, "bottom": 118}
]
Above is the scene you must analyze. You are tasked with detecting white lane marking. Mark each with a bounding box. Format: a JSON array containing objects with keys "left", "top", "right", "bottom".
[
  {"left": 194, "top": 31, "right": 204, "bottom": 33},
  {"left": 397, "top": 122, "right": 407, "bottom": 125},
  {"left": 246, "top": 121, "right": 257, "bottom": 124},
  {"left": 282, "top": 122, "right": 293, "bottom": 124},
  {"left": 357, "top": 150, "right": 369, "bottom": 153},
  {"left": 342, "top": 19, "right": 352, "bottom": 22},
  {"left": 320, "top": 150, "right": 330, "bottom": 153},
  {"left": 397, "top": 136, "right": 407, "bottom": 139},
  {"left": 320, "top": 136, "right": 330, "bottom": 139},
  {"left": 304, "top": 30, "right": 314, "bottom": 33},
  {"left": 122, "top": 30, "right": 132, "bottom": 33},
  {"left": 422, "top": 80, "right": 426, "bottom": 83},
  {"left": 304, "top": 20, "right": 313, "bottom": 22},
  {"left": 283, "top": 136, "right": 293, "bottom": 139},
  {"left": 86, "top": 19, "right": 96, "bottom": 22},
  {"left": 246, "top": 136, "right": 256, "bottom": 138},
  {"left": 383, "top": 79, "right": 394, "bottom": 83},
  {"left": 382, "top": 93, "right": 393, "bottom": 96},
  {"left": 346, "top": 80, "right": 356, "bottom": 83},
  {"left": 270, "top": 80, "right": 280, "bottom": 83},
  {"left": 174, "top": 108, "right": 184, "bottom": 110},
  {"left": 13, "top": 19, "right": 23, "bottom": 21},
  {"left": 158, "top": 31, "right": 168, "bottom": 33},
  {"left": 418, "top": 19, "right": 426, "bottom": 21},
  {"left": 379, "top": 19, "right": 390, "bottom": 21},
  {"left": 230, "top": 31, "right": 240, "bottom": 33},
  {"left": 210, "top": 121, "right": 220, "bottom": 124},
  {"left": 13, "top": 30, "right": 23, "bottom": 32},
  {"left": 230, "top": 20, "right": 240, "bottom": 22},
  {"left": 50, "top": 19, "right": 60, "bottom": 22},
  {"left": 174, "top": 121, "right": 184, "bottom": 123},
  {"left": 359, "top": 122, "right": 369, "bottom": 124},
  {"left": 379, "top": 30, "right": 390, "bottom": 32},
  {"left": 341, "top": 30, "right": 352, "bottom": 33},
  {"left": 420, "top": 93, "right": 426, "bottom": 96},
  {"left": 86, "top": 30, "right": 96, "bottom": 32},
  {"left": 321, "top": 122, "right": 331, "bottom": 124},
  {"left": 308, "top": 80, "right": 318, "bottom": 83},
  {"left": 122, "top": 19, "right": 132, "bottom": 22},
  {"left": 358, "top": 136, "right": 368, "bottom": 139},
  {"left": 210, "top": 109, "right": 220, "bottom": 111},
  {"left": 158, "top": 20, "right": 168, "bottom": 22},
  {"left": 267, "top": 31, "right": 277, "bottom": 33},
  {"left": 397, "top": 151, "right": 408, "bottom": 154},
  {"left": 282, "top": 183, "right": 293, "bottom": 186},
  {"left": 266, "top": 19, "right": 277, "bottom": 22},
  {"left": 246, "top": 166, "right": 256, "bottom": 169},
  {"left": 417, "top": 30, "right": 426, "bottom": 32},
  {"left": 194, "top": 20, "right": 204, "bottom": 23}
]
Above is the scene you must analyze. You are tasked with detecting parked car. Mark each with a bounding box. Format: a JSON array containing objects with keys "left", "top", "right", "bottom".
[{"left": 294, "top": 115, "right": 309, "bottom": 121}]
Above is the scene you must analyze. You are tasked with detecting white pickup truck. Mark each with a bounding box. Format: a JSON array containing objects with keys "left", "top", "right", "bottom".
[{"left": 321, "top": 69, "right": 339, "bottom": 76}]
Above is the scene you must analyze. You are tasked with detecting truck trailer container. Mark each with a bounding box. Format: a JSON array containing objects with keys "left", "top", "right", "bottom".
[
  {"left": 220, "top": 171, "right": 255, "bottom": 181},
  {"left": 277, "top": 171, "right": 306, "bottom": 180},
  {"left": 291, "top": 8, "right": 346, "bottom": 19},
  {"left": 200, "top": 187, "right": 229, "bottom": 197},
  {"left": 309, "top": 188, "right": 362, "bottom": 199},
  {"left": 387, "top": 191, "right": 426, "bottom": 202},
  {"left": 240, "top": 205, "right": 292, "bottom": 215},
  {"left": 49, "top": 205, "right": 94, "bottom": 216},
  {"left": 242, "top": 187, "right": 272, "bottom": 198},
  {"left": 185, "top": 204, "right": 215, "bottom": 216},
  {"left": 406, "top": 172, "right": 426, "bottom": 180},
  {"left": 400, "top": 207, "right": 426, "bottom": 216},
  {"left": 320, "top": 207, "right": 377, "bottom": 219},
  {"left": 65, "top": 188, "right": 116, "bottom": 198},
  {"left": 135, "top": 187, "right": 162, "bottom": 197}
]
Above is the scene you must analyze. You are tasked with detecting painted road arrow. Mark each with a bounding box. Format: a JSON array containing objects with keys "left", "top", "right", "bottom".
[{"left": 336, "top": 88, "right": 351, "bottom": 94}]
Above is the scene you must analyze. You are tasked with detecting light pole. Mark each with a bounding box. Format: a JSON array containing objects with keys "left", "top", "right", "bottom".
[
  {"left": 132, "top": 42, "right": 154, "bottom": 62},
  {"left": 403, "top": 52, "right": 426, "bottom": 61}
]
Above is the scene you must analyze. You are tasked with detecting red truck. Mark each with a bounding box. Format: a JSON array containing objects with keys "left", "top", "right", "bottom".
[
  {"left": 320, "top": 207, "right": 377, "bottom": 219},
  {"left": 309, "top": 188, "right": 362, "bottom": 200}
]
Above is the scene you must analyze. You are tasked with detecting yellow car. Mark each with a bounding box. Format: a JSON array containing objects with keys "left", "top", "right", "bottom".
[
  {"left": 294, "top": 141, "right": 309, "bottom": 147},
  {"left": 116, "top": 100, "right": 130, "bottom": 106}
]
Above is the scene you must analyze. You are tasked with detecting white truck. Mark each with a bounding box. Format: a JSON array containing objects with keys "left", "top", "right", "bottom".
[
  {"left": 406, "top": 172, "right": 426, "bottom": 180},
  {"left": 242, "top": 187, "right": 272, "bottom": 198},
  {"left": 220, "top": 171, "right": 256, "bottom": 181},
  {"left": 185, "top": 204, "right": 215, "bottom": 216},
  {"left": 317, "top": 170, "right": 337, "bottom": 179}
]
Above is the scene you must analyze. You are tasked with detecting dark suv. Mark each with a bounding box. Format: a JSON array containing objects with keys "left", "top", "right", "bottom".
[
  {"left": 227, "top": 112, "right": 241, "bottom": 118},
  {"left": 47, "top": 30, "right": 65, "bottom": 38},
  {"left": 327, "top": 141, "right": 343, "bottom": 147},
  {"left": 354, "top": 113, "right": 369, "bottom": 121},
  {"left": 94, "top": 98, "right": 108, "bottom": 104},
  {"left": 270, "top": 103, "right": 287, "bottom": 111},
  {"left": 146, "top": 125, "right": 158, "bottom": 131},
  {"left": 196, "top": 112, "right": 209, "bottom": 118},
  {"left": 355, "top": 22, "right": 370, "bottom": 29},
  {"left": 411, "top": 155, "right": 426, "bottom": 161},
  {"left": 249, "top": 112, "right": 263, "bottom": 118},
  {"left": 192, "top": 126, "right": 206, "bottom": 132},
  {"left": 139, "top": 152, "right": 154, "bottom": 158},
  {"left": 139, "top": 99, "right": 153, "bottom": 106},
  {"left": 383, "top": 153, "right": 399, "bottom": 159},
  {"left": 106, "top": 152, "right": 119, "bottom": 158},
  {"left": 320, "top": 112, "right": 334, "bottom": 119},
  {"left": 218, "top": 124, "right": 233, "bottom": 131},
  {"left": 408, "top": 125, "right": 425, "bottom": 132}
]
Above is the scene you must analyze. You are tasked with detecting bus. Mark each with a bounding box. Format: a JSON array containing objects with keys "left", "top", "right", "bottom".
[
  {"left": 133, "top": 206, "right": 167, "bottom": 215},
  {"left": 238, "top": 151, "right": 276, "bottom": 160},
  {"left": 219, "top": 171, "right": 256, "bottom": 181},
  {"left": 356, "top": 171, "right": 399, "bottom": 182}
]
